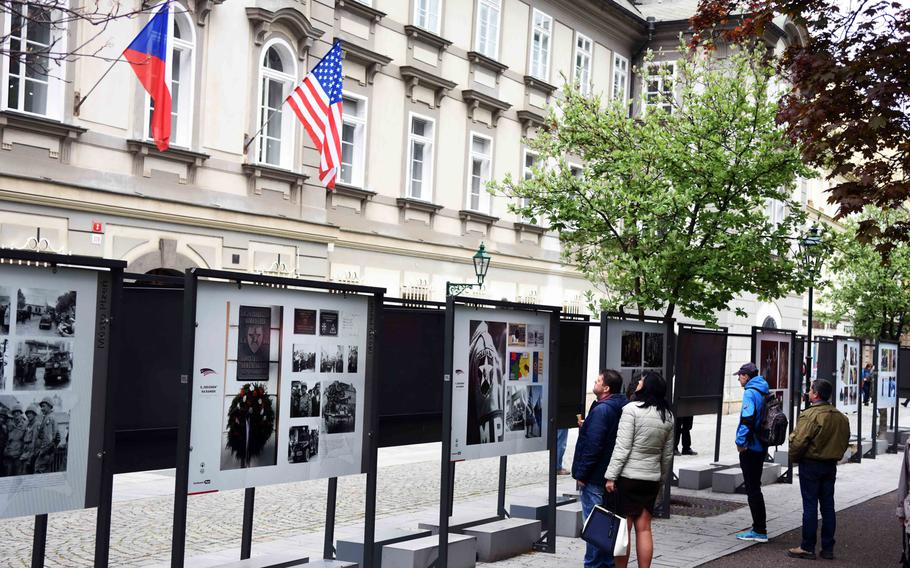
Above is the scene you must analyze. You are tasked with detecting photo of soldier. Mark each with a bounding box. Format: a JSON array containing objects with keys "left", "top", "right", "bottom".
[
  {"left": 13, "top": 340, "right": 73, "bottom": 390},
  {"left": 467, "top": 320, "right": 506, "bottom": 445},
  {"left": 19, "top": 404, "right": 39, "bottom": 475},
  {"left": 320, "top": 346, "right": 344, "bottom": 373},
  {"left": 15, "top": 289, "right": 77, "bottom": 338},
  {"left": 290, "top": 381, "right": 320, "bottom": 418},
  {"left": 0, "top": 395, "right": 67, "bottom": 476},
  {"left": 2, "top": 404, "right": 26, "bottom": 476},
  {"left": 0, "top": 338, "right": 7, "bottom": 390},
  {"left": 292, "top": 344, "right": 316, "bottom": 373},
  {"left": 0, "top": 294, "right": 10, "bottom": 334}
]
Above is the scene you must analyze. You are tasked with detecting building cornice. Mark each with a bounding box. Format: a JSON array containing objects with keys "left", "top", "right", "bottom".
[
  {"left": 341, "top": 41, "right": 393, "bottom": 84},
  {"left": 461, "top": 90, "right": 511, "bottom": 126},
  {"left": 335, "top": 0, "right": 385, "bottom": 23}
]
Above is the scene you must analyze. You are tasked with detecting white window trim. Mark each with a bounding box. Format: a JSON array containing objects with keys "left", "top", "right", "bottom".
[
  {"left": 340, "top": 90, "right": 368, "bottom": 188},
  {"left": 406, "top": 112, "right": 436, "bottom": 202},
  {"left": 574, "top": 32, "right": 592, "bottom": 95},
  {"left": 414, "top": 0, "right": 442, "bottom": 35},
  {"left": 519, "top": 147, "right": 539, "bottom": 223},
  {"left": 143, "top": 3, "right": 194, "bottom": 148},
  {"left": 644, "top": 61, "right": 677, "bottom": 114},
  {"left": 255, "top": 37, "right": 298, "bottom": 169},
  {"left": 528, "top": 8, "right": 552, "bottom": 82},
  {"left": 466, "top": 131, "right": 494, "bottom": 213},
  {"left": 1, "top": 2, "right": 67, "bottom": 120},
  {"left": 474, "top": 0, "right": 501, "bottom": 60},
  {"left": 612, "top": 53, "right": 628, "bottom": 104}
]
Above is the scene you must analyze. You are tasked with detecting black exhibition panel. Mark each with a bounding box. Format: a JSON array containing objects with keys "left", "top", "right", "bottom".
[
  {"left": 674, "top": 326, "right": 727, "bottom": 417},
  {"left": 112, "top": 282, "right": 183, "bottom": 473},
  {"left": 900, "top": 347, "right": 910, "bottom": 398},
  {"left": 816, "top": 338, "right": 836, "bottom": 383},
  {"left": 556, "top": 319, "right": 590, "bottom": 428},
  {"left": 376, "top": 303, "right": 445, "bottom": 447}
]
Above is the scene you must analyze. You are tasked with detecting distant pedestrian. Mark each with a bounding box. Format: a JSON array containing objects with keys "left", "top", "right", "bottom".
[
  {"left": 862, "top": 363, "right": 873, "bottom": 405},
  {"left": 556, "top": 428, "right": 569, "bottom": 475},
  {"left": 572, "top": 369, "right": 628, "bottom": 568},
  {"left": 787, "top": 379, "right": 850, "bottom": 560},
  {"left": 733, "top": 362, "right": 770, "bottom": 543},
  {"left": 606, "top": 371, "right": 674, "bottom": 568},
  {"left": 674, "top": 415, "right": 697, "bottom": 456}
]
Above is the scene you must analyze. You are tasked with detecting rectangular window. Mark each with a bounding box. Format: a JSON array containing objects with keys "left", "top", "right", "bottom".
[
  {"left": 415, "top": 0, "right": 442, "bottom": 35},
  {"left": 147, "top": 27, "right": 194, "bottom": 148},
  {"left": 475, "top": 0, "right": 501, "bottom": 59},
  {"left": 407, "top": 114, "right": 435, "bottom": 201},
  {"left": 340, "top": 94, "right": 368, "bottom": 187},
  {"left": 3, "top": 3, "right": 64, "bottom": 119},
  {"left": 467, "top": 133, "right": 493, "bottom": 212},
  {"left": 529, "top": 9, "right": 552, "bottom": 81},
  {"left": 260, "top": 77, "right": 286, "bottom": 165},
  {"left": 613, "top": 54, "right": 628, "bottom": 103},
  {"left": 574, "top": 33, "right": 592, "bottom": 95},
  {"left": 520, "top": 149, "right": 538, "bottom": 222},
  {"left": 645, "top": 62, "right": 675, "bottom": 113}
]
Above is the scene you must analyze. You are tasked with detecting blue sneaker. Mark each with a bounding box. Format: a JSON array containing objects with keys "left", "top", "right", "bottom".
[{"left": 735, "top": 530, "right": 769, "bottom": 542}]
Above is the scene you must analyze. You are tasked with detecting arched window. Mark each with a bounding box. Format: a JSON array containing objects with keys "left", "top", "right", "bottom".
[
  {"left": 762, "top": 316, "right": 778, "bottom": 329},
  {"left": 144, "top": 4, "right": 195, "bottom": 148},
  {"left": 257, "top": 39, "right": 297, "bottom": 168}
]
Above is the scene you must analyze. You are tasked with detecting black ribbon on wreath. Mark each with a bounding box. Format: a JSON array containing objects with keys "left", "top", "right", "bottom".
[{"left": 226, "top": 383, "right": 275, "bottom": 467}]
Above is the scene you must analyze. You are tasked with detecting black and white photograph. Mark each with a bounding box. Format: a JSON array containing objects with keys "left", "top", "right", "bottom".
[
  {"left": 643, "top": 332, "right": 664, "bottom": 367},
  {"left": 15, "top": 289, "right": 77, "bottom": 338},
  {"left": 236, "top": 305, "right": 275, "bottom": 382},
  {"left": 320, "top": 310, "right": 339, "bottom": 336},
  {"left": 13, "top": 340, "right": 73, "bottom": 390},
  {"left": 527, "top": 324, "right": 545, "bottom": 347},
  {"left": 508, "top": 323, "right": 527, "bottom": 347},
  {"left": 293, "top": 309, "right": 316, "bottom": 335},
  {"left": 526, "top": 385, "right": 542, "bottom": 439},
  {"left": 505, "top": 384, "right": 527, "bottom": 432},
  {"left": 292, "top": 344, "right": 316, "bottom": 373},
  {"left": 0, "top": 393, "right": 70, "bottom": 477},
  {"left": 290, "top": 381, "right": 320, "bottom": 418},
  {"left": 467, "top": 320, "right": 506, "bottom": 445},
  {"left": 322, "top": 380, "right": 356, "bottom": 434},
  {"left": 346, "top": 345, "right": 358, "bottom": 373},
  {"left": 320, "top": 345, "right": 344, "bottom": 373},
  {"left": 0, "top": 294, "right": 10, "bottom": 334},
  {"left": 287, "top": 425, "right": 320, "bottom": 464},
  {"left": 621, "top": 330, "right": 643, "bottom": 367},
  {"left": 0, "top": 338, "right": 8, "bottom": 390}
]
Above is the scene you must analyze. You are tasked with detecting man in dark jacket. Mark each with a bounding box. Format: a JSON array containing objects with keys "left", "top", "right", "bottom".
[
  {"left": 786, "top": 379, "right": 850, "bottom": 560},
  {"left": 572, "top": 369, "right": 628, "bottom": 568}
]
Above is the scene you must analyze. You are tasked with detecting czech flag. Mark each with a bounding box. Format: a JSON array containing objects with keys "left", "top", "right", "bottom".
[{"left": 124, "top": 3, "right": 172, "bottom": 151}]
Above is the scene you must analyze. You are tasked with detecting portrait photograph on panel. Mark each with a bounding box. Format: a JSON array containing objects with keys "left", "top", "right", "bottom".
[
  {"left": 236, "top": 305, "right": 273, "bottom": 382},
  {"left": 760, "top": 340, "right": 780, "bottom": 389},
  {"left": 467, "top": 320, "right": 506, "bottom": 445},
  {"left": 322, "top": 380, "right": 356, "bottom": 434},
  {"left": 621, "top": 330, "right": 643, "bottom": 367},
  {"left": 290, "top": 381, "right": 320, "bottom": 418},
  {"left": 346, "top": 345, "right": 358, "bottom": 373},
  {"left": 643, "top": 332, "right": 664, "bottom": 367}
]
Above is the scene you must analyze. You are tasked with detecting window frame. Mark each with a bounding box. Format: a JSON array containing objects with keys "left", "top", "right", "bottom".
[
  {"left": 1, "top": 1, "right": 68, "bottom": 120},
  {"left": 528, "top": 8, "right": 552, "bottom": 81},
  {"left": 519, "top": 147, "right": 539, "bottom": 223},
  {"left": 612, "top": 53, "right": 628, "bottom": 104},
  {"left": 255, "top": 38, "right": 298, "bottom": 169},
  {"left": 466, "top": 131, "right": 494, "bottom": 213},
  {"left": 414, "top": 0, "right": 442, "bottom": 35},
  {"left": 340, "top": 91, "right": 368, "bottom": 188},
  {"left": 574, "top": 32, "right": 593, "bottom": 95},
  {"left": 644, "top": 61, "right": 676, "bottom": 114},
  {"left": 143, "top": 3, "right": 194, "bottom": 148},
  {"left": 474, "top": 0, "right": 501, "bottom": 60},
  {"left": 406, "top": 111, "right": 436, "bottom": 202}
]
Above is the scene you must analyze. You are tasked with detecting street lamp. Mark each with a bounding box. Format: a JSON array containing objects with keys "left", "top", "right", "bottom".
[
  {"left": 798, "top": 225, "right": 825, "bottom": 409},
  {"left": 446, "top": 243, "right": 492, "bottom": 297}
]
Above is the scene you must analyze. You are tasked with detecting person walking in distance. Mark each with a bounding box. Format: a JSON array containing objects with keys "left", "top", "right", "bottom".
[
  {"left": 787, "top": 379, "right": 850, "bottom": 560},
  {"left": 571, "top": 369, "right": 628, "bottom": 568},
  {"left": 605, "top": 372, "right": 674, "bottom": 568},
  {"left": 734, "top": 362, "right": 770, "bottom": 543},
  {"left": 674, "top": 415, "right": 697, "bottom": 456}
]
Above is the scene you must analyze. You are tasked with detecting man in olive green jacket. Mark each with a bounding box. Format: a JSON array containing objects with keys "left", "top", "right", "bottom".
[{"left": 787, "top": 379, "right": 850, "bottom": 560}]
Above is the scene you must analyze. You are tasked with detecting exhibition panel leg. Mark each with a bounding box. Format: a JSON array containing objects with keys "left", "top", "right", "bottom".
[
  {"left": 324, "top": 478, "right": 337, "bottom": 560},
  {"left": 714, "top": 397, "right": 723, "bottom": 463},
  {"left": 546, "top": 310, "right": 561, "bottom": 552},
  {"left": 241, "top": 487, "right": 255, "bottom": 560},
  {"left": 361, "top": 291, "right": 383, "bottom": 568},
  {"left": 438, "top": 295, "right": 456, "bottom": 568},
  {"left": 31, "top": 514, "right": 47, "bottom": 568},
  {"left": 497, "top": 456, "right": 508, "bottom": 518}
]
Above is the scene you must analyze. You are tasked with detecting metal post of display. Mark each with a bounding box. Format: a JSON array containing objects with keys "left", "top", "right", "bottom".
[
  {"left": 497, "top": 456, "right": 508, "bottom": 517},
  {"left": 171, "top": 270, "right": 198, "bottom": 568},
  {"left": 654, "top": 317, "right": 676, "bottom": 520},
  {"left": 361, "top": 290, "right": 383, "bottom": 568},
  {"left": 891, "top": 390, "right": 901, "bottom": 454},
  {"left": 323, "top": 478, "right": 337, "bottom": 559},
  {"left": 93, "top": 267, "right": 125, "bottom": 568},
  {"left": 545, "top": 309, "right": 561, "bottom": 552},
  {"left": 438, "top": 293, "right": 456, "bottom": 568},
  {"left": 868, "top": 341, "right": 880, "bottom": 459},
  {"left": 598, "top": 311, "right": 608, "bottom": 371},
  {"left": 240, "top": 488, "right": 255, "bottom": 559},
  {"left": 31, "top": 514, "right": 48, "bottom": 568},
  {"left": 714, "top": 396, "right": 723, "bottom": 463}
]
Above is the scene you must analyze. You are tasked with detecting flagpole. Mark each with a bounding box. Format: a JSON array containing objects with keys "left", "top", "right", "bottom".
[
  {"left": 243, "top": 107, "right": 283, "bottom": 154},
  {"left": 74, "top": 55, "right": 130, "bottom": 114}
]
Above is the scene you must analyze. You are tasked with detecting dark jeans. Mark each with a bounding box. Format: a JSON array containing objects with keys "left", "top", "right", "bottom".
[
  {"left": 862, "top": 382, "right": 871, "bottom": 404},
  {"left": 580, "top": 482, "right": 616, "bottom": 568},
  {"left": 739, "top": 449, "right": 767, "bottom": 534},
  {"left": 556, "top": 428, "right": 568, "bottom": 470},
  {"left": 675, "top": 416, "right": 693, "bottom": 451},
  {"left": 799, "top": 459, "right": 837, "bottom": 553}
]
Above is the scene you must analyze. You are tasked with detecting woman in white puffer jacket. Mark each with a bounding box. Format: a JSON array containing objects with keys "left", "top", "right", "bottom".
[{"left": 605, "top": 372, "right": 675, "bottom": 568}]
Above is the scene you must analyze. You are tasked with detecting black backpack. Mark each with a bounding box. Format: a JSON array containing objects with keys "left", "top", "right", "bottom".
[{"left": 746, "top": 387, "right": 788, "bottom": 447}]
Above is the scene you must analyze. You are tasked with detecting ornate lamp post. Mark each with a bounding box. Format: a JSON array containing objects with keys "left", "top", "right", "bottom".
[
  {"left": 798, "top": 225, "right": 825, "bottom": 409},
  {"left": 446, "top": 243, "right": 492, "bottom": 297}
]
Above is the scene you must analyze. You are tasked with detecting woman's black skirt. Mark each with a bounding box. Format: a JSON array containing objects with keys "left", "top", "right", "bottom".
[{"left": 616, "top": 476, "right": 661, "bottom": 517}]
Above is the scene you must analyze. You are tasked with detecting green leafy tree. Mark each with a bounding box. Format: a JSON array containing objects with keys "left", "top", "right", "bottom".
[
  {"left": 493, "top": 43, "right": 812, "bottom": 325},
  {"left": 825, "top": 207, "right": 910, "bottom": 340}
]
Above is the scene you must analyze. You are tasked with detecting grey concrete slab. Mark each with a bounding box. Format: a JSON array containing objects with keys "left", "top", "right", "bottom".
[
  {"left": 417, "top": 512, "right": 501, "bottom": 535},
  {"left": 678, "top": 464, "right": 732, "bottom": 490},
  {"left": 381, "top": 533, "right": 476, "bottom": 568},
  {"left": 555, "top": 501, "right": 583, "bottom": 537},
  {"left": 336, "top": 528, "right": 431, "bottom": 566},
  {"left": 462, "top": 518, "right": 541, "bottom": 562},
  {"left": 208, "top": 555, "right": 308, "bottom": 568},
  {"left": 509, "top": 496, "right": 572, "bottom": 530}
]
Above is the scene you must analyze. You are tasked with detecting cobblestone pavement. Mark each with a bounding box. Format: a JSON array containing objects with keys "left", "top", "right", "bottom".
[{"left": 1, "top": 408, "right": 900, "bottom": 567}]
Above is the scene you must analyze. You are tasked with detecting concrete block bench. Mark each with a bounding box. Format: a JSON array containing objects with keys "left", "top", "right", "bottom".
[
  {"left": 337, "top": 528, "right": 431, "bottom": 566},
  {"left": 462, "top": 518, "right": 541, "bottom": 562},
  {"left": 209, "top": 554, "right": 309, "bottom": 568},
  {"left": 417, "top": 512, "right": 500, "bottom": 535},
  {"left": 509, "top": 496, "right": 573, "bottom": 530},
  {"left": 381, "top": 533, "right": 476, "bottom": 568},
  {"left": 302, "top": 562, "right": 357, "bottom": 568},
  {"left": 555, "top": 501, "right": 583, "bottom": 537},
  {"left": 712, "top": 463, "right": 781, "bottom": 493},
  {"left": 678, "top": 464, "right": 733, "bottom": 490}
]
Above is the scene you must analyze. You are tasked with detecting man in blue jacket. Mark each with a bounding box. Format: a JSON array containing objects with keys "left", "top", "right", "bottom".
[
  {"left": 572, "top": 369, "right": 628, "bottom": 568},
  {"left": 734, "top": 362, "right": 770, "bottom": 543}
]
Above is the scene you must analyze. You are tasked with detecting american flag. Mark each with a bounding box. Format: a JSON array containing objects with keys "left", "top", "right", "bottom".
[{"left": 287, "top": 42, "right": 344, "bottom": 189}]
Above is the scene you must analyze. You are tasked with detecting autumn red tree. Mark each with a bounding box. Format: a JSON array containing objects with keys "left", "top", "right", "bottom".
[{"left": 691, "top": 0, "right": 910, "bottom": 249}]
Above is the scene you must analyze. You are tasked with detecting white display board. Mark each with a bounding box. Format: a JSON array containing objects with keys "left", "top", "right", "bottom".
[
  {"left": 835, "top": 337, "right": 861, "bottom": 412},
  {"left": 0, "top": 265, "right": 105, "bottom": 518},
  {"left": 450, "top": 306, "right": 550, "bottom": 461},
  {"left": 756, "top": 330, "right": 793, "bottom": 413},
  {"left": 606, "top": 319, "right": 668, "bottom": 392},
  {"left": 878, "top": 341, "right": 899, "bottom": 408},
  {"left": 189, "top": 280, "right": 369, "bottom": 493}
]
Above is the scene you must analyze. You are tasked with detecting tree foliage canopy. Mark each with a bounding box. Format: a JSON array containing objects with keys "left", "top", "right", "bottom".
[
  {"left": 825, "top": 207, "right": 910, "bottom": 340},
  {"left": 691, "top": 0, "right": 910, "bottom": 249},
  {"left": 492, "top": 44, "right": 812, "bottom": 325}
]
